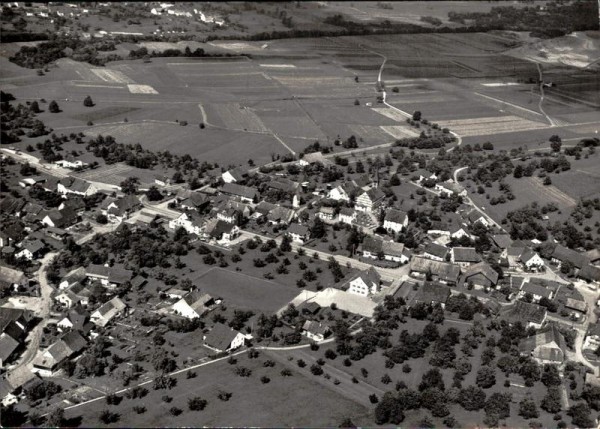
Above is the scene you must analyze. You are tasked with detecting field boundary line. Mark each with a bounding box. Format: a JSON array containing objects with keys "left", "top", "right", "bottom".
[{"left": 473, "top": 92, "right": 544, "bottom": 117}]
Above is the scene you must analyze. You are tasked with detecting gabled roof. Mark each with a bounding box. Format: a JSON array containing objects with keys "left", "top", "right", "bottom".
[
  {"left": 62, "top": 267, "right": 86, "bottom": 285},
  {"left": 267, "top": 178, "right": 299, "bottom": 193},
  {"left": 0, "top": 266, "right": 26, "bottom": 287},
  {"left": 207, "top": 219, "right": 236, "bottom": 238},
  {"left": 0, "top": 334, "right": 20, "bottom": 362},
  {"left": 518, "top": 323, "right": 566, "bottom": 361},
  {"left": 302, "top": 320, "right": 330, "bottom": 336},
  {"left": 586, "top": 248, "right": 600, "bottom": 262},
  {"left": 522, "top": 282, "right": 552, "bottom": 299},
  {"left": 361, "top": 235, "right": 382, "bottom": 254},
  {"left": 423, "top": 243, "right": 449, "bottom": 259},
  {"left": 268, "top": 206, "right": 294, "bottom": 224},
  {"left": 491, "top": 234, "right": 513, "bottom": 249},
  {"left": 349, "top": 267, "right": 381, "bottom": 287},
  {"left": 565, "top": 298, "right": 587, "bottom": 312},
  {"left": 61, "top": 177, "right": 92, "bottom": 193},
  {"left": 363, "top": 188, "right": 385, "bottom": 202},
  {"left": 382, "top": 240, "right": 405, "bottom": 258},
  {"left": 520, "top": 248, "right": 540, "bottom": 264},
  {"left": 182, "top": 290, "right": 213, "bottom": 313},
  {"left": 339, "top": 207, "right": 355, "bottom": 216},
  {"left": 221, "top": 183, "right": 258, "bottom": 200},
  {"left": 0, "top": 197, "right": 25, "bottom": 215},
  {"left": 463, "top": 262, "right": 499, "bottom": 285},
  {"left": 551, "top": 244, "right": 589, "bottom": 269},
  {"left": 500, "top": 300, "right": 546, "bottom": 325},
  {"left": 21, "top": 239, "right": 45, "bottom": 254},
  {"left": 92, "top": 297, "right": 126, "bottom": 326},
  {"left": 385, "top": 208, "right": 407, "bottom": 225},
  {"left": 467, "top": 209, "right": 485, "bottom": 223},
  {"left": 255, "top": 201, "right": 276, "bottom": 215},
  {"left": 107, "top": 267, "right": 133, "bottom": 284},
  {"left": 578, "top": 264, "right": 600, "bottom": 282},
  {"left": 452, "top": 247, "right": 481, "bottom": 263},
  {"left": 223, "top": 167, "right": 248, "bottom": 182},
  {"left": 61, "top": 330, "right": 87, "bottom": 353},
  {"left": 287, "top": 223, "right": 309, "bottom": 236},
  {"left": 410, "top": 256, "right": 460, "bottom": 283},
  {"left": 204, "top": 323, "right": 242, "bottom": 352}
]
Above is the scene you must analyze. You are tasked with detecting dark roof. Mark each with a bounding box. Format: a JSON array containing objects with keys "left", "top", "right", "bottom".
[
  {"left": 522, "top": 282, "right": 553, "bottom": 299},
  {"left": 385, "top": 208, "right": 407, "bottom": 225},
  {"left": 130, "top": 276, "right": 147, "bottom": 289},
  {"left": 302, "top": 320, "right": 330, "bottom": 336},
  {"left": 500, "top": 301, "right": 547, "bottom": 325},
  {"left": 586, "top": 248, "right": 600, "bottom": 262},
  {"left": 0, "top": 197, "right": 25, "bottom": 215},
  {"left": 551, "top": 244, "right": 589, "bottom": 269},
  {"left": 0, "top": 308, "right": 33, "bottom": 333},
  {"left": 61, "top": 330, "right": 87, "bottom": 353},
  {"left": 0, "top": 334, "right": 20, "bottom": 362},
  {"left": 108, "top": 267, "right": 133, "bottom": 284},
  {"left": 255, "top": 201, "right": 276, "bottom": 215},
  {"left": 463, "top": 262, "right": 499, "bottom": 285},
  {"left": 349, "top": 267, "right": 381, "bottom": 287},
  {"left": 267, "top": 178, "right": 299, "bottom": 193},
  {"left": 415, "top": 282, "right": 451, "bottom": 304},
  {"left": 45, "top": 207, "right": 78, "bottom": 227},
  {"left": 452, "top": 247, "right": 481, "bottom": 263},
  {"left": 364, "top": 188, "right": 385, "bottom": 202},
  {"left": 207, "top": 219, "right": 235, "bottom": 238},
  {"left": 423, "top": 243, "right": 449, "bottom": 259},
  {"left": 410, "top": 256, "right": 460, "bottom": 283},
  {"left": 0, "top": 266, "right": 27, "bottom": 287},
  {"left": 518, "top": 323, "right": 566, "bottom": 362},
  {"left": 362, "top": 235, "right": 382, "bottom": 254},
  {"left": 221, "top": 183, "right": 258, "bottom": 200},
  {"left": 204, "top": 323, "right": 241, "bottom": 352},
  {"left": 287, "top": 223, "right": 309, "bottom": 236},
  {"left": 578, "top": 264, "right": 600, "bottom": 282}
]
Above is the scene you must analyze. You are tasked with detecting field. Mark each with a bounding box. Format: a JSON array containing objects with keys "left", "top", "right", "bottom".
[{"left": 63, "top": 352, "right": 372, "bottom": 428}]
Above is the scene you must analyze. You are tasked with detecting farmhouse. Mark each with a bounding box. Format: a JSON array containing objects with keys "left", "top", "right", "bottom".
[
  {"left": 0, "top": 333, "right": 20, "bottom": 369},
  {"left": 422, "top": 243, "right": 449, "bottom": 262},
  {"left": 169, "top": 212, "right": 202, "bottom": 235},
  {"left": 584, "top": 323, "right": 600, "bottom": 352},
  {"left": 205, "top": 219, "right": 240, "bottom": 244},
  {"left": 203, "top": 323, "right": 246, "bottom": 353},
  {"left": 0, "top": 379, "right": 17, "bottom": 407},
  {"left": 302, "top": 321, "right": 330, "bottom": 342},
  {"left": 217, "top": 208, "right": 238, "bottom": 224},
  {"left": 15, "top": 239, "right": 45, "bottom": 261},
  {"left": 327, "top": 183, "right": 356, "bottom": 202},
  {"left": 466, "top": 209, "right": 490, "bottom": 227},
  {"left": 383, "top": 208, "right": 408, "bottom": 233},
  {"left": 578, "top": 264, "right": 600, "bottom": 284},
  {"left": 0, "top": 266, "right": 28, "bottom": 290},
  {"left": 412, "top": 169, "right": 437, "bottom": 184},
  {"left": 164, "top": 287, "right": 188, "bottom": 300},
  {"left": 518, "top": 324, "right": 566, "bottom": 364},
  {"left": 435, "top": 181, "right": 466, "bottom": 197},
  {"left": 85, "top": 264, "right": 133, "bottom": 288},
  {"left": 450, "top": 247, "right": 481, "bottom": 267},
  {"left": 90, "top": 297, "right": 127, "bottom": 327},
  {"left": 551, "top": 244, "right": 589, "bottom": 270},
  {"left": 172, "top": 291, "right": 214, "bottom": 319},
  {"left": 298, "top": 152, "right": 329, "bottom": 166},
  {"left": 267, "top": 205, "right": 295, "bottom": 225},
  {"left": 32, "top": 331, "right": 87, "bottom": 377},
  {"left": 287, "top": 223, "right": 310, "bottom": 244},
  {"left": 267, "top": 177, "right": 299, "bottom": 194},
  {"left": 318, "top": 206, "right": 335, "bottom": 221},
  {"left": 520, "top": 248, "right": 545, "bottom": 271},
  {"left": 565, "top": 297, "right": 588, "bottom": 314},
  {"left": 414, "top": 282, "right": 451, "bottom": 308},
  {"left": 355, "top": 188, "right": 385, "bottom": 213},
  {"left": 586, "top": 249, "right": 600, "bottom": 265},
  {"left": 338, "top": 208, "right": 357, "bottom": 225},
  {"left": 57, "top": 177, "right": 98, "bottom": 197},
  {"left": 519, "top": 281, "right": 553, "bottom": 303},
  {"left": 54, "top": 290, "right": 81, "bottom": 309},
  {"left": 222, "top": 167, "right": 248, "bottom": 184},
  {"left": 410, "top": 256, "right": 460, "bottom": 285},
  {"left": 347, "top": 267, "right": 381, "bottom": 297},
  {"left": 57, "top": 307, "right": 91, "bottom": 333},
  {"left": 491, "top": 234, "right": 513, "bottom": 250},
  {"left": 500, "top": 301, "right": 547, "bottom": 329},
  {"left": 449, "top": 223, "right": 471, "bottom": 240},
  {"left": 100, "top": 195, "right": 141, "bottom": 223},
  {"left": 55, "top": 155, "right": 89, "bottom": 170},
  {"left": 463, "top": 262, "right": 499, "bottom": 290},
  {"left": 59, "top": 267, "right": 86, "bottom": 290},
  {"left": 220, "top": 183, "right": 258, "bottom": 203},
  {"left": 179, "top": 192, "right": 210, "bottom": 211},
  {"left": 41, "top": 207, "right": 78, "bottom": 228},
  {"left": 67, "top": 282, "right": 93, "bottom": 307},
  {"left": 361, "top": 236, "right": 409, "bottom": 263}
]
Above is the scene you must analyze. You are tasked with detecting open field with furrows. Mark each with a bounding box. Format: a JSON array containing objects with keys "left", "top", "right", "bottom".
[
  {"left": 437, "top": 116, "right": 548, "bottom": 137},
  {"left": 64, "top": 352, "right": 372, "bottom": 428},
  {"left": 549, "top": 155, "right": 600, "bottom": 199}
]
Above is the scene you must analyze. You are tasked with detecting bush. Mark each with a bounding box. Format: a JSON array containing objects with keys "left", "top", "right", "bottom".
[{"left": 188, "top": 397, "right": 207, "bottom": 411}]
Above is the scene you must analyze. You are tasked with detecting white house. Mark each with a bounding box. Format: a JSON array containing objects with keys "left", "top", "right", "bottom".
[
  {"left": 338, "top": 208, "right": 356, "bottom": 225},
  {"left": 222, "top": 167, "right": 247, "bottom": 184},
  {"left": 54, "top": 291, "right": 81, "bottom": 309},
  {"left": 169, "top": 213, "right": 202, "bottom": 235},
  {"left": 435, "top": 181, "right": 467, "bottom": 197},
  {"left": 318, "top": 206, "right": 335, "bottom": 221},
  {"left": 423, "top": 243, "right": 449, "bottom": 262},
  {"left": 172, "top": 291, "right": 214, "bottom": 319},
  {"left": 355, "top": 188, "right": 385, "bottom": 213},
  {"left": 90, "top": 297, "right": 127, "bottom": 327},
  {"left": 57, "top": 178, "right": 98, "bottom": 197},
  {"left": 467, "top": 210, "right": 490, "bottom": 228},
  {"left": 520, "top": 249, "right": 545, "bottom": 271},
  {"left": 383, "top": 208, "right": 408, "bottom": 233},
  {"left": 216, "top": 208, "right": 238, "bottom": 224},
  {"left": 15, "top": 240, "right": 45, "bottom": 261},
  {"left": 59, "top": 267, "right": 86, "bottom": 290},
  {"left": 347, "top": 267, "right": 381, "bottom": 297},
  {"left": 287, "top": 223, "right": 310, "bottom": 244},
  {"left": 302, "top": 321, "right": 330, "bottom": 342},
  {"left": 203, "top": 323, "right": 247, "bottom": 353}
]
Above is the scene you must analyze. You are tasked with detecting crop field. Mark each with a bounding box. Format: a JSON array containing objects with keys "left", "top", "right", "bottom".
[
  {"left": 186, "top": 268, "right": 300, "bottom": 314},
  {"left": 73, "top": 163, "right": 162, "bottom": 189},
  {"left": 380, "top": 125, "right": 420, "bottom": 139},
  {"left": 127, "top": 84, "right": 159, "bottom": 94},
  {"left": 65, "top": 353, "right": 371, "bottom": 428},
  {"left": 206, "top": 103, "right": 269, "bottom": 133},
  {"left": 550, "top": 157, "right": 600, "bottom": 199},
  {"left": 90, "top": 68, "right": 135, "bottom": 84},
  {"left": 437, "top": 115, "right": 548, "bottom": 137}
]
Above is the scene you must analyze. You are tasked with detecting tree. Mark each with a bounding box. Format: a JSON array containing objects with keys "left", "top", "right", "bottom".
[
  {"left": 310, "top": 217, "right": 326, "bottom": 239},
  {"left": 30, "top": 101, "right": 41, "bottom": 113},
  {"left": 120, "top": 177, "right": 139, "bottom": 195},
  {"left": 458, "top": 386, "right": 486, "bottom": 411},
  {"left": 146, "top": 186, "right": 163, "bottom": 201},
  {"left": 543, "top": 176, "right": 552, "bottom": 186},
  {"left": 484, "top": 392, "right": 511, "bottom": 419},
  {"left": 568, "top": 403, "right": 594, "bottom": 428},
  {"left": 550, "top": 135, "right": 562, "bottom": 152},
  {"left": 96, "top": 213, "right": 108, "bottom": 224},
  {"left": 188, "top": 396, "right": 207, "bottom": 411},
  {"left": 541, "top": 387, "right": 562, "bottom": 413},
  {"left": 476, "top": 367, "right": 496, "bottom": 389},
  {"left": 412, "top": 111, "right": 422, "bottom": 121},
  {"left": 46, "top": 408, "right": 65, "bottom": 427},
  {"left": 99, "top": 410, "right": 120, "bottom": 424},
  {"left": 541, "top": 364, "right": 561, "bottom": 387},
  {"left": 419, "top": 368, "right": 445, "bottom": 391},
  {"left": 513, "top": 164, "right": 523, "bottom": 178},
  {"left": 280, "top": 234, "right": 292, "bottom": 252},
  {"left": 49, "top": 100, "right": 60, "bottom": 113},
  {"left": 83, "top": 95, "right": 94, "bottom": 107},
  {"left": 339, "top": 417, "right": 357, "bottom": 428},
  {"left": 519, "top": 397, "right": 539, "bottom": 419}
]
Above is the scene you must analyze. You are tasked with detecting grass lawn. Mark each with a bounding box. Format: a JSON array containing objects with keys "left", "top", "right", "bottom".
[{"left": 64, "top": 352, "right": 371, "bottom": 428}]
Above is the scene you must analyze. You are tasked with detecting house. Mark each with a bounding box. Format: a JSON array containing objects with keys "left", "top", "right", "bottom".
[
  {"left": 220, "top": 183, "right": 258, "bottom": 203},
  {"left": 518, "top": 323, "right": 566, "bottom": 364},
  {"left": 179, "top": 192, "right": 210, "bottom": 211},
  {"left": 551, "top": 244, "right": 589, "bottom": 270},
  {"left": 172, "top": 291, "right": 214, "bottom": 319},
  {"left": 383, "top": 208, "right": 408, "bottom": 233},
  {"left": 338, "top": 208, "right": 357, "bottom": 225},
  {"left": 169, "top": 212, "right": 202, "bottom": 235},
  {"left": 203, "top": 323, "right": 247, "bottom": 353},
  {"left": 164, "top": 287, "right": 188, "bottom": 300},
  {"left": 463, "top": 262, "right": 499, "bottom": 290},
  {"left": 18, "top": 176, "right": 46, "bottom": 188},
  {"left": 205, "top": 219, "right": 240, "bottom": 244},
  {"left": 466, "top": 209, "right": 490, "bottom": 227},
  {"left": 491, "top": 234, "right": 513, "bottom": 250},
  {"left": 15, "top": 239, "right": 45, "bottom": 260},
  {"left": 68, "top": 282, "right": 93, "bottom": 306},
  {"left": 57, "top": 307, "right": 90, "bottom": 332},
  {"left": 586, "top": 248, "right": 600, "bottom": 265},
  {"left": 287, "top": 223, "right": 310, "bottom": 244},
  {"left": 58, "top": 267, "right": 86, "bottom": 290},
  {"left": 565, "top": 298, "right": 587, "bottom": 314},
  {"left": 222, "top": 167, "right": 248, "bottom": 184},
  {"left": 328, "top": 183, "right": 356, "bottom": 202},
  {"left": 411, "top": 169, "right": 437, "bottom": 184},
  {"left": 100, "top": 195, "right": 141, "bottom": 223},
  {"left": 0, "top": 266, "right": 28, "bottom": 291},
  {"left": 577, "top": 264, "right": 600, "bottom": 285},
  {"left": 414, "top": 282, "right": 451, "bottom": 308},
  {"left": 423, "top": 243, "right": 449, "bottom": 262},
  {"left": 266, "top": 177, "right": 299, "bottom": 194},
  {"left": 90, "top": 297, "right": 127, "bottom": 327},
  {"left": 355, "top": 188, "right": 385, "bottom": 213},
  {"left": 298, "top": 301, "right": 321, "bottom": 316},
  {"left": 55, "top": 155, "right": 89, "bottom": 170},
  {"left": 450, "top": 247, "right": 481, "bottom": 267},
  {"left": 583, "top": 323, "right": 600, "bottom": 352},
  {"left": 520, "top": 281, "right": 554, "bottom": 303},
  {"left": 57, "top": 177, "right": 98, "bottom": 197},
  {"left": 0, "top": 196, "right": 25, "bottom": 216},
  {"left": 302, "top": 321, "right": 330, "bottom": 342},
  {"left": 0, "top": 308, "right": 33, "bottom": 339},
  {"left": 217, "top": 208, "right": 238, "bottom": 224},
  {"left": 85, "top": 264, "right": 133, "bottom": 288},
  {"left": 154, "top": 175, "right": 171, "bottom": 187},
  {"left": 500, "top": 300, "right": 547, "bottom": 329},
  {"left": 520, "top": 249, "right": 545, "bottom": 271},
  {"left": 409, "top": 256, "right": 461, "bottom": 285},
  {"left": 54, "top": 290, "right": 81, "bottom": 309},
  {"left": 318, "top": 206, "right": 335, "bottom": 221},
  {"left": 45, "top": 227, "right": 69, "bottom": 241},
  {"left": 347, "top": 267, "right": 381, "bottom": 297},
  {"left": 32, "top": 331, "right": 87, "bottom": 376},
  {"left": 267, "top": 205, "right": 295, "bottom": 225},
  {"left": 0, "top": 379, "right": 17, "bottom": 407},
  {"left": 382, "top": 241, "right": 410, "bottom": 264},
  {"left": 41, "top": 207, "right": 78, "bottom": 228},
  {"left": 361, "top": 235, "right": 383, "bottom": 260},
  {"left": 0, "top": 333, "right": 21, "bottom": 369},
  {"left": 435, "top": 181, "right": 467, "bottom": 197},
  {"left": 298, "top": 152, "right": 329, "bottom": 166},
  {"left": 449, "top": 223, "right": 471, "bottom": 240}
]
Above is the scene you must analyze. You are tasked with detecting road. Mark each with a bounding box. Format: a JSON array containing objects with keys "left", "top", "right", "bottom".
[
  {"left": 6, "top": 252, "right": 57, "bottom": 387},
  {"left": 139, "top": 194, "right": 181, "bottom": 219},
  {"left": 536, "top": 63, "right": 557, "bottom": 127}
]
